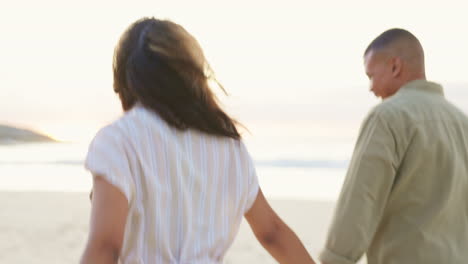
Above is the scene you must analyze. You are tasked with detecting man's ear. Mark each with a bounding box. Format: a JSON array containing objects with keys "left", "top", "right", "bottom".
[{"left": 391, "top": 57, "right": 402, "bottom": 77}]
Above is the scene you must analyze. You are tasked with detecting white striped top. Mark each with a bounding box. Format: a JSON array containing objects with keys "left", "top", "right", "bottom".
[{"left": 85, "top": 104, "right": 259, "bottom": 264}]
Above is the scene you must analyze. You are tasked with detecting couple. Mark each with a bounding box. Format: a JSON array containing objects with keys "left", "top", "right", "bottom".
[{"left": 80, "top": 18, "right": 468, "bottom": 264}]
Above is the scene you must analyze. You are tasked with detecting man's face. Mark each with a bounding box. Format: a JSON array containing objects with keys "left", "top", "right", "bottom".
[{"left": 364, "top": 51, "right": 398, "bottom": 99}]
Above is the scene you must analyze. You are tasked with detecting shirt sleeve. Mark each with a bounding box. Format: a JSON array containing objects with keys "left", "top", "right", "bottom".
[
  {"left": 320, "top": 109, "right": 399, "bottom": 264},
  {"left": 241, "top": 141, "right": 260, "bottom": 212},
  {"left": 85, "top": 125, "right": 135, "bottom": 204}
]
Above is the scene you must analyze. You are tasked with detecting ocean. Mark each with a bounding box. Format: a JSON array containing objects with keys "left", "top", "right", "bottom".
[
  {"left": 3, "top": 84, "right": 465, "bottom": 202},
  {"left": 0, "top": 133, "right": 355, "bottom": 201}
]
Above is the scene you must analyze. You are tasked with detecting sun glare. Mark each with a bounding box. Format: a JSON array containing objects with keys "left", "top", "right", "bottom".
[{"left": 36, "top": 124, "right": 102, "bottom": 143}]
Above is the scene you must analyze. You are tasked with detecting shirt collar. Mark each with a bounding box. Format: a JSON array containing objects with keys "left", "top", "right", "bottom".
[{"left": 398, "top": 79, "right": 444, "bottom": 96}]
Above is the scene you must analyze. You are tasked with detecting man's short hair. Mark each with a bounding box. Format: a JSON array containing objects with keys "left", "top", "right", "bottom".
[{"left": 364, "top": 28, "right": 421, "bottom": 56}]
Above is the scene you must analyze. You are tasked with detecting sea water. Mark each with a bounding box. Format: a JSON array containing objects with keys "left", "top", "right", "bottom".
[{"left": 0, "top": 132, "right": 354, "bottom": 201}]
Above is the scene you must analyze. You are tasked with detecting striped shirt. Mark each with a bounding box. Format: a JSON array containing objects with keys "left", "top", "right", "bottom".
[{"left": 85, "top": 105, "right": 259, "bottom": 264}]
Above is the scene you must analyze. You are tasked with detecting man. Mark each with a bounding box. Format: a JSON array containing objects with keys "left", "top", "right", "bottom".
[{"left": 320, "top": 28, "right": 468, "bottom": 264}]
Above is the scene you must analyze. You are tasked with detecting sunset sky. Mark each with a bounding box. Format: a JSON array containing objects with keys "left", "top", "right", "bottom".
[{"left": 1, "top": 0, "right": 467, "bottom": 141}]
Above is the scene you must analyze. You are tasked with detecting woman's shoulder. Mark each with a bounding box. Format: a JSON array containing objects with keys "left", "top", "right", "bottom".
[
  {"left": 90, "top": 107, "right": 140, "bottom": 144},
  {"left": 90, "top": 122, "right": 126, "bottom": 149},
  {"left": 93, "top": 105, "right": 172, "bottom": 146},
  {"left": 101, "top": 105, "right": 157, "bottom": 131}
]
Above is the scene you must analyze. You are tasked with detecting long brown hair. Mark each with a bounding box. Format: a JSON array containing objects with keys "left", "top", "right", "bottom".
[{"left": 113, "top": 17, "right": 241, "bottom": 139}]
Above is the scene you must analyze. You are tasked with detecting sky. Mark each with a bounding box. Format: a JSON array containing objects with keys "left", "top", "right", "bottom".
[{"left": 1, "top": 0, "right": 467, "bottom": 142}]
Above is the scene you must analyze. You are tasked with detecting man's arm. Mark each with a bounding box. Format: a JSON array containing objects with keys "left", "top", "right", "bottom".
[
  {"left": 320, "top": 110, "right": 399, "bottom": 264},
  {"left": 245, "top": 189, "right": 316, "bottom": 264},
  {"left": 80, "top": 175, "right": 129, "bottom": 264}
]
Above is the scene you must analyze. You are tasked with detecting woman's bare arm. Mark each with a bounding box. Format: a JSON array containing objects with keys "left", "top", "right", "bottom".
[
  {"left": 245, "top": 189, "right": 316, "bottom": 264},
  {"left": 80, "top": 176, "right": 128, "bottom": 264}
]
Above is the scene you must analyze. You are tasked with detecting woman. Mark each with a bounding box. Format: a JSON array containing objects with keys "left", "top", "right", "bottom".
[{"left": 80, "top": 17, "right": 315, "bottom": 264}]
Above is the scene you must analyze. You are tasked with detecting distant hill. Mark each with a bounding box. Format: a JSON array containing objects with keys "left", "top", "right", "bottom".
[{"left": 0, "top": 124, "right": 56, "bottom": 144}]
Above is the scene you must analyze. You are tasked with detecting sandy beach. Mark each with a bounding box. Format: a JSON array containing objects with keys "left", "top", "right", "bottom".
[{"left": 0, "top": 192, "right": 366, "bottom": 263}]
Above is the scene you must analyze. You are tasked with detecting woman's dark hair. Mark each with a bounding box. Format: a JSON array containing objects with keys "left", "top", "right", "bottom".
[{"left": 113, "top": 17, "right": 241, "bottom": 139}]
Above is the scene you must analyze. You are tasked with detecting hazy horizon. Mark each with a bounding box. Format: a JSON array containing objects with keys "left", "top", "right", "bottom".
[{"left": 1, "top": 81, "right": 466, "bottom": 143}]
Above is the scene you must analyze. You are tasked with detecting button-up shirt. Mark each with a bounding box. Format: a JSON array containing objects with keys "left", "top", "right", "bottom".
[
  {"left": 320, "top": 80, "right": 468, "bottom": 264},
  {"left": 85, "top": 105, "right": 259, "bottom": 264}
]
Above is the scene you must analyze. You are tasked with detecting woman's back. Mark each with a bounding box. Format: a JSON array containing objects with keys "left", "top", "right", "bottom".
[
  {"left": 81, "top": 17, "right": 315, "bottom": 264},
  {"left": 85, "top": 105, "right": 259, "bottom": 263}
]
